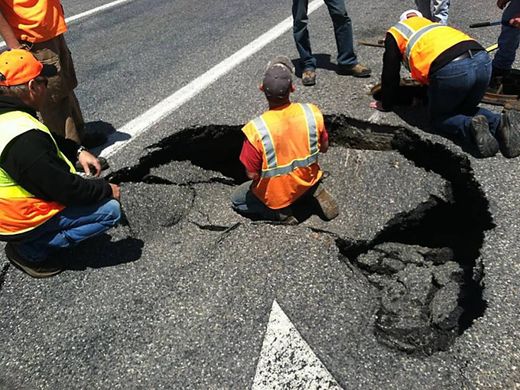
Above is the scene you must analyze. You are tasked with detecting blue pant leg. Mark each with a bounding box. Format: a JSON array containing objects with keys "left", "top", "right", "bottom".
[
  {"left": 460, "top": 52, "right": 501, "bottom": 134},
  {"left": 231, "top": 181, "right": 280, "bottom": 220},
  {"left": 432, "top": 0, "right": 450, "bottom": 24},
  {"left": 415, "top": 0, "right": 433, "bottom": 21},
  {"left": 292, "top": 0, "right": 316, "bottom": 70},
  {"left": 429, "top": 53, "right": 500, "bottom": 140},
  {"left": 324, "top": 0, "right": 357, "bottom": 66},
  {"left": 16, "top": 198, "right": 121, "bottom": 262},
  {"left": 493, "top": 0, "right": 520, "bottom": 70}
]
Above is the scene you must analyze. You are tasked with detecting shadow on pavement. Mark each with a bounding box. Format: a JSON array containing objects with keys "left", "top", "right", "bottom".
[{"left": 58, "top": 234, "right": 144, "bottom": 271}]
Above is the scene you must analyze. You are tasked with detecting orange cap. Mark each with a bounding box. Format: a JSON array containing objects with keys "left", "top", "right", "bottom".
[{"left": 0, "top": 49, "right": 44, "bottom": 87}]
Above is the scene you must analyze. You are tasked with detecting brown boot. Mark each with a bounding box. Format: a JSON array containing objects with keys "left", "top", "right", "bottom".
[
  {"left": 4, "top": 243, "right": 62, "bottom": 278},
  {"left": 337, "top": 63, "right": 371, "bottom": 78},
  {"left": 313, "top": 184, "right": 339, "bottom": 221},
  {"left": 302, "top": 69, "right": 316, "bottom": 86}
]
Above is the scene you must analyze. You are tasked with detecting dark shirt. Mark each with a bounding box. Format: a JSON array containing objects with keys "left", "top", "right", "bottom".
[
  {"left": 0, "top": 96, "right": 112, "bottom": 206},
  {"left": 380, "top": 32, "right": 484, "bottom": 110}
]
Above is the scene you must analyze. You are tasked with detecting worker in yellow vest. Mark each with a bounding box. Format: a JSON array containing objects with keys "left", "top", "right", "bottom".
[
  {"left": 231, "top": 56, "right": 338, "bottom": 224},
  {"left": 0, "top": 50, "right": 121, "bottom": 278},
  {"left": 370, "top": 9, "right": 520, "bottom": 159}
]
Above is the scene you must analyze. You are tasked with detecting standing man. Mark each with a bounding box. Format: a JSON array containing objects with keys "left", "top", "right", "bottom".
[
  {"left": 414, "top": 0, "right": 450, "bottom": 24},
  {"left": 491, "top": 0, "right": 520, "bottom": 82},
  {"left": 0, "top": 50, "right": 121, "bottom": 278},
  {"left": 0, "top": 0, "right": 104, "bottom": 147},
  {"left": 371, "top": 10, "right": 520, "bottom": 159},
  {"left": 231, "top": 56, "right": 339, "bottom": 223},
  {"left": 292, "top": 0, "right": 371, "bottom": 86}
]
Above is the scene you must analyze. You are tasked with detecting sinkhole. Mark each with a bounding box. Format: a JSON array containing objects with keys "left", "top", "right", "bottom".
[{"left": 108, "top": 114, "right": 492, "bottom": 356}]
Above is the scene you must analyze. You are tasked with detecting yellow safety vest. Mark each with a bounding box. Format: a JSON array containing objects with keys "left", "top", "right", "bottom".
[
  {"left": 388, "top": 16, "right": 474, "bottom": 84},
  {"left": 0, "top": 111, "right": 75, "bottom": 235}
]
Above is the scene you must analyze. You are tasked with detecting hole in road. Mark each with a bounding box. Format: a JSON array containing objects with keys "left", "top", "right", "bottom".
[{"left": 108, "top": 115, "right": 491, "bottom": 356}]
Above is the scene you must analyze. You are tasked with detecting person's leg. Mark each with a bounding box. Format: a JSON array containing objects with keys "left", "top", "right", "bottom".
[
  {"left": 431, "top": 0, "right": 450, "bottom": 24},
  {"left": 31, "top": 36, "right": 83, "bottom": 143},
  {"left": 414, "top": 0, "right": 433, "bottom": 21},
  {"left": 231, "top": 181, "right": 286, "bottom": 221},
  {"left": 292, "top": 0, "right": 316, "bottom": 71},
  {"left": 493, "top": 0, "right": 520, "bottom": 73},
  {"left": 14, "top": 199, "right": 121, "bottom": 263},
  {"left": 429, "top": 53, "right": 500, "bottom": 156},
  {"left": 323, "top": 0, "right": 357, "bottom": 66}
]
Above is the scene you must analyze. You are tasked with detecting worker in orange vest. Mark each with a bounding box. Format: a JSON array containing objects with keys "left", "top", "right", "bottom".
[
  {"left": 370, "top": 9, "right": 520, "bottom": 159},
  {"left": 0, "top": 0, "right": 106, "bottom": 148},
  {"left": 231, "top": 56, "right": 338, "bottom": 224}
]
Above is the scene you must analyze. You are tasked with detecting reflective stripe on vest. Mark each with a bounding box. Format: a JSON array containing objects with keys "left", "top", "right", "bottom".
[
  {"left": 403, "top": 24, "right": 443, "bottom": 70},
  {"left": 254, "top": 103, "right": 319, "bottom": 179},
  {"left": 0, "top": 111, "right": 75, "bottom": 235}
]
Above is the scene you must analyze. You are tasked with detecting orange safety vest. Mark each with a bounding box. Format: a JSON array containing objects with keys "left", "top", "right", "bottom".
[
  {"left": 0, "top": 0, "right": 67, "bottom": 43},
  {"left": 0, "top": 111, "right": 75, "bottom": 236},
  {"left": 388, "top": 16, "right": 473, "bottom": 84},
  {"left": 242, "top": 102, "right": 324, "bottom": 209}
]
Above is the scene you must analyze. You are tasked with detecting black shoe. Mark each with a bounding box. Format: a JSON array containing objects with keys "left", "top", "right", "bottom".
[
  {"left": 4, "top": 243, "right": 62, "bottom": 278},
  {"left": 81, "top": 132, "right": 108, "bottom": 148},
  {"left": 302, "top": 69, "right": 316, "bottom": 86},
  {"left": 312, "top": 184, "right": 339, "bottom": 221},
  {"left": 337, "top": 63, "right": 371, "bottom": 78},
  {"left": 496, "top": 110, "right": 520, "bottom": 158},
  {"left": 277, "top": 207, "right": 299, "bottom": 225},
  {"left": 469, "top": 115, "right": 499, "bottom": 158},
  {"left": 75, "top": 156, "right": 109, "bottom": 174}
]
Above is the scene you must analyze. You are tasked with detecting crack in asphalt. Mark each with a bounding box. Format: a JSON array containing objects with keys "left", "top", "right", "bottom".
[{"left": 108, "top": 115, "right": 493, "bottom": 356}]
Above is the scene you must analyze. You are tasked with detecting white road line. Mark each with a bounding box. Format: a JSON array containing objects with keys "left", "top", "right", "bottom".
[
  {"left": 0, "top": 0, "right": 136, "bottom": 49},
  {"left": 100, "top": 0, "right": 325, "bottom": 158}
]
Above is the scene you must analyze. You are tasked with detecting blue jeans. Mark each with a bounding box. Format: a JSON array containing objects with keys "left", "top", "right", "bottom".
[
  {"left": 13, "top": 198, "right": 121, "bottom": 263},
  {"left": 414, "top": 0, "right": 450, "bottom": 24},
  {"left": 493, "top": 0, "right": 520, "bottom": 71},
  {"left": 292, "top": 0, "right": 357, "bottom": 70},
  {"left": 428, "top": 51, "right": 501, "bottom": 141}
]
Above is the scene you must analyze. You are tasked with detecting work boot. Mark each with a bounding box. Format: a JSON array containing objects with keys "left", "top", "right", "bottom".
[
  {"left": 302, "top": 69, "right": 316, "bottom": 86},
  {"left": 4, "top": 243, "right": 62, "bottom": 278},
  {"left": 277, "top": 207, "right": 299, "bottom": 225},
  {"left": 313, "top": 184, "right": 339, "bottom": 221},
  {"left": 337, "top": 63, "right": 371, "bottom": 78},
  {"left": 496, "top": 110, "right": 520, "bottom": 158},
  {"left": 469, "top": 115, "right": 499, "bottom": 158}
]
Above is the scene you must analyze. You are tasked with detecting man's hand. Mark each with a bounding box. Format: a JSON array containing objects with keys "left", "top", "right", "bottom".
[
  {"left": 77, "top": 150, "right": 102, "bottom": 177},
  {"left": 109, "top": 183, "right": 121, "bottom": 200},
  {"left": 246, "top": 170, "right": 259, "bottom": 181},
  {"left": 498, "top": 0, "right": 511, "bottom": 10},
  {"left": 369, "top": 100, "right": 388, "bottom": 111},
  {"left": 510, "top": 14, "right": 520, "bottom": 28}
]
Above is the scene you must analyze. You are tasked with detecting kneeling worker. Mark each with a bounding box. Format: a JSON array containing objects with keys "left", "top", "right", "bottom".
[
  {"left": 371, "top": 9, "right": 520, "bottom": 158},
  {"left": 0, "top": 50, "right": 121, "bottom": 278},
  {"left": 231, "top": 56, "right": 338, "bottom": 223}
]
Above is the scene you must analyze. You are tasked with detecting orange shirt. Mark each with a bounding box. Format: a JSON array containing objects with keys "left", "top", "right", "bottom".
[{"left": 0, "top": 0, "right": 67, "bottom": 43}]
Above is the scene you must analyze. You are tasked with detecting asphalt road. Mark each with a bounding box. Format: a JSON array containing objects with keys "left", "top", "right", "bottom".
[{"left": 1, "top": 0, "right": 520, "bottom": 389}]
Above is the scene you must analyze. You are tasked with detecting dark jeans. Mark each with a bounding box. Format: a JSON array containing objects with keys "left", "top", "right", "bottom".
[
  {"left": 292, "top": 0, "right": 357, "bottom": 70},
  {"left": 493, "top": 0, "right": 520, "bottom": 71},
  {"left": 428, "top": 50, "right": 501, "bottom": 141}
]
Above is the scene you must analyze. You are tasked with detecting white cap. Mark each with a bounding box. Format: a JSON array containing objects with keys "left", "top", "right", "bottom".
[{"left": 399, "top": 9, "right": 423, "bottom": 21}]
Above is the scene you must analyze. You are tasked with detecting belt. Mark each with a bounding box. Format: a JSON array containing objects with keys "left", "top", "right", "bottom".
[{"left": 452, "top": 49, "right": 482, "bottom": 62}]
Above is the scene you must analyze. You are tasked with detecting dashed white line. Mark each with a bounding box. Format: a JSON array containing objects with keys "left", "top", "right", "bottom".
[{"left": 100, "top": 0, "right": 325, "bottom": 158}]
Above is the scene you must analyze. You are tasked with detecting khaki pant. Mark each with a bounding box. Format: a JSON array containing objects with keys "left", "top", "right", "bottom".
[{"left": 28, "top": 34, "right": 84, "bottom": 143}]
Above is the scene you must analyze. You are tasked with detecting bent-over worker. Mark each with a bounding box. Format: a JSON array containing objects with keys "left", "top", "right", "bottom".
[{"left": 371, "top": 9, "right": 520, "bottom": 159}]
